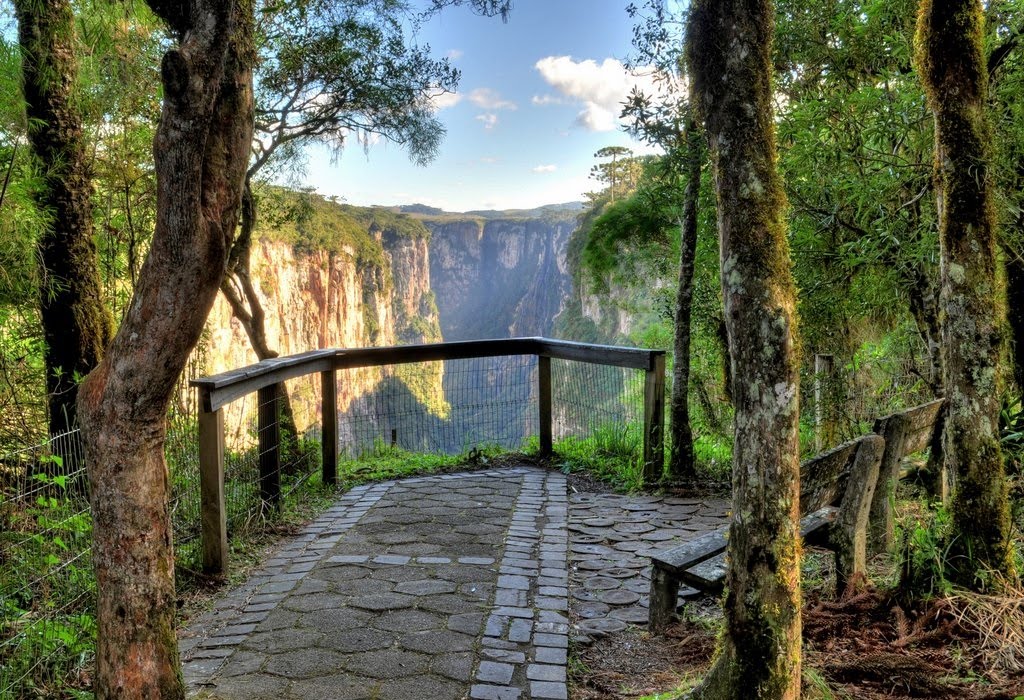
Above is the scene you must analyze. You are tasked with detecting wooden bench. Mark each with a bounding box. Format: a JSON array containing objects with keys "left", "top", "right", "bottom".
[
  {"left": 648, "top": 433, "right": 885, "bottom": 631},
  {"left": 646, "top": 399, "right": 946, "bottom": 632},
  {"left": 868, "top": 398, "right": 945, "bottom": 554}
]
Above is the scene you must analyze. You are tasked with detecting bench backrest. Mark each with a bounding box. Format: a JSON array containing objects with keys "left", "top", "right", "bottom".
[
  {"left": 800, "top": 436, "right": 867, "bottom": 515},
  {"left": 872, "top": 398, "right": 944, "bottom": 461}
]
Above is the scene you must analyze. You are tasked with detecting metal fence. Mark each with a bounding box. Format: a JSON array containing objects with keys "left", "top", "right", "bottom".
[{"left": 2, "top": 339, "right": 659, "bottom": 697}]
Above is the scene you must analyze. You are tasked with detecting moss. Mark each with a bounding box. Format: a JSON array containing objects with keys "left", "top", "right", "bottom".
[{"left": 916, "top": 0, "right": 1016, "bottom": 587}]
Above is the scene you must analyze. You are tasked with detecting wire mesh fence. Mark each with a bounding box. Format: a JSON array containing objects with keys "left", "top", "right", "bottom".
[
  {"left": 0, "top": 429, "right": 94, "bottom": 697},
  {"left": 0, "top": 348, "right": 654, "bottom": 697},
  {"left": 337, "top": 357, "right": 538, "bottom": 457}
]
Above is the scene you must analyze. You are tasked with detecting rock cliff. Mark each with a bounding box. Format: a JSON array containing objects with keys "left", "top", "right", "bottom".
[{"left": 201, "top": 196, "right": 582, "bottom": 452}]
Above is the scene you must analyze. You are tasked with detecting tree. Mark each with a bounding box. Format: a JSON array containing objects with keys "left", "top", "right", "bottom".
[
  {"left": 589, "top": 145, "right": 641, "bottom": 202},
  {"left": 14, "top": 0, "right": 113, "bottom": 448},
  {"left": 916, "top": 0, "right": 1016, "bottom": 586},
  {"left": 622, "top": 0, "right": 706, "bottom": 480},
  {"left": 78, "top": 0, "right": 254, "bottom": 695},
  {"left": 687, "top": 0, "right": 803, "bottom": 695},
  {"left": 222, "top": 0, "right": 460, "bottom": 367}
]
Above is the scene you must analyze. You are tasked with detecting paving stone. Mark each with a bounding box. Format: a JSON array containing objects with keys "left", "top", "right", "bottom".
[
  {"left": 471, "top": 684, "right": 522, "bottom": 699},
  {"left": 448, "top": 612, "right": 485, "bottom": 635},
  {"left": 375, "top": 674, "right": 465, "bottom": 700},
  {"left": 344, "top": 647, "right": 430, "bottom": 678},
  {"left": 534, "top": 646, "right": 567, "bottom": 665},
  {"left": 477, "top": 660, "right": 515, "bottom": 684},
  {"left": 264, "top": 648, "right": 346, "bottom": 679},
  {"left": 348, "top": 592, "right": 415, "bottom": 611},
  {"left": 207, "top": 673, "right": 290, "bottom": 699},
  {"left": 289, "top": 673, "right": 377, "bottom": 700},
  {"left": 394, "top": 579, "right": 457, "bottom": 596},
  {"left": 319, "top": 627, "right": 395, "bottom": 653},
  {"left": 400, "top": 629, "right": 475, "bottom": 653},
  {"left": 432, "top": 651, "right": 476, "bottom": 681},
  {"left": 508, "top": 618, "right": 533, "bottom": 642},
  {"left": 527, "top": 664, "right": 566, "bottom": 683},
  {"left": 530, "top": 681, "right": 568, "bottom": 699},
  {"left": 482, "top": 647, "right": 527, "bottom": 664},
  {"left": 242, "top": 627, "right": 324, "bottom": 653},
  {"left": 374, "top": 608, "right": 445, "bottom": 632}
]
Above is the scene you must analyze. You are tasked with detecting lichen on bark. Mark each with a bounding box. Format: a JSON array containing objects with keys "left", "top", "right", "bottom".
[
  {"left": 686, "top": 0, "right": 803, "bottom": 697},
  {"left": 915, "top": 0, "right": 1017, "bottom": 588}
]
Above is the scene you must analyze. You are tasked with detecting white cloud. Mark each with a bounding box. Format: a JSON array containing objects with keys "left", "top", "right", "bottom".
[
  {"left": 429, "top": 91, "right": 463, "bottom": 111},
  {"left": 476, "top": 113, "right": 499, "bottom": 130},
  {"left": 534, "top": 56, "right": 664, "bottom": 132},
  {"left": 531, "top": 94, "right": 566, "bottom": 106},
  {"left": 532, "top": 164, "right": 557, "bottom": 173},
  {"left": 468, "top": 88, "right": 517, "bottom": 111},
  {"left": 480, "top": 156, "right": 499, "bottom": 164},
  {"left": 446, "top": 49, "right": 464, "bottom": 61}
]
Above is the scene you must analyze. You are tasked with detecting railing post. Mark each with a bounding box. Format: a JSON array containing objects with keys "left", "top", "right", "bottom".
[
  {"left": 257, "top": 384, "right": 281, "bottom": 510},
  {"left": 321, "top": 369, "right": 338, "bottom": 486},
  {"left": 198, "top": 392, "right": 227, "bottom": 574},
  {"left": 538, "top": 355, "right": 553, "bottom": 456},
  {"left": 643, "top": 353, "right": 666, "bottom": 484},
  {"left": 814, "top": 353, "right": 835, "bottom": 452}
]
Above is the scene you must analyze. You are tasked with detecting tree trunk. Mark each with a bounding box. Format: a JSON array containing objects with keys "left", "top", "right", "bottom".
[
  {"left": 1005, "top": 203, "right": 1024, "bottom": 395},
  {"left": 687, "top": 0, "right": 803, "bottom": 697},
  {"left": 15, "top": 0, "right": 112, "bottom": 448},
  {"left": 916, "top": 0, "right": 1016, "bottom": 586},
  {"left": 78, "top": 2, "right": 254, "bottom": 697},
  {"left": 221, "top": 180, "right": 301, "bottom": 464},
  {"left": 668, "top": 118, "right": 703, "bottom": 481}
]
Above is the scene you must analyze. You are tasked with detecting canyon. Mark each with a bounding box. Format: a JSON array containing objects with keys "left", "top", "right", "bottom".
[{"left": 201, "top": 196, "right": 592, "bottom": 452}]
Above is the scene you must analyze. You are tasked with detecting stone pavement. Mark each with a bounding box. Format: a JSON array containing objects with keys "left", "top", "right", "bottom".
[
  {"left": 566, "top": 492, "right": 729, "bottom": 639},
  {"left": 179, "top": 466, "right": 730, "bottom": 700}
]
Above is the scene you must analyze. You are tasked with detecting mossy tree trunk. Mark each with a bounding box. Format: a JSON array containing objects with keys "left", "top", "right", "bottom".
[
  {"left": 668, "top": 117, "right": 703, "bottom": 481},
  {"left": 78, "top": 1, "right": 254, "bottom": 696},
  {"left": 15, "top": 0, "right": 113, "bottom": 448},
  {"left": 916, "top": 0, "right": 1016, "bottom": 587},
  {"left": 687, "top": 0, "right": 803, "bottom": 697}
]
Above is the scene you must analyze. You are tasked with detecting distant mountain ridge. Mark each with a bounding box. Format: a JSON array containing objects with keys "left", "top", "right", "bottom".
[{"left": 395, "top": 201, "right": 586, "bottom": 220}]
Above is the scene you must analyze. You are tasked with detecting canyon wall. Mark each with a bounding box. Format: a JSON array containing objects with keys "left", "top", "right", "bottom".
[{"left": 201, "top": 198, "right": 582, "bottom": 452}]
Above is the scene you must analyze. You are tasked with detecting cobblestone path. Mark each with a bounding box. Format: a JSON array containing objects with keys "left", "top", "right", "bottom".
[
  {"left": 180, "top": 467, "right": 570, "bottom": 700},
  {"left": 566, "top": 492, "right": 729, "bottom": 638},
  {"left": 179, "top": 466, "right": 731, "bottom": 700}
]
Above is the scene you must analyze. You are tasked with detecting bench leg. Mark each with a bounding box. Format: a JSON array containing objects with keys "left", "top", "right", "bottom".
[{"left": 648, "top": 566, "right": 679, "bottom": 634}]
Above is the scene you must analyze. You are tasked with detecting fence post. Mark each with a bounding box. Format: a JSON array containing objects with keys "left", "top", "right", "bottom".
[
  {"left": 198, "top": 392, "right": 227, "bottom": 574},
  {"left": 321, "top": 370, "right": 338, "bottom": 486},
  {"left": 643, "top": 353, "right": 666, "bottom": 483},
  {"left": 538, "top": 355, "right": 553, "bottom": 456},
  {"left": 814, "top": 353, "right": 835, "bottom": 452},
  {"left": 257, "top": 384, "right": 281, "bottom": 510}
]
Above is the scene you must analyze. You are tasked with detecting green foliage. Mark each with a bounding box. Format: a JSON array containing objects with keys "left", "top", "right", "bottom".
[
  {"left": 252, "top": 0, "right": 458, "bottom": 177},
  {"left": 554, "top": 423, "right": 644, "bottom": 492},
  {"left": 898, "top": 504, "right": 955, "bottom": 599},
  {"left": 255, "top": 187, "right": 388, "bottom": 268},
  {"left": 1, "top": 469, "right": 95, "bottom": 697}
]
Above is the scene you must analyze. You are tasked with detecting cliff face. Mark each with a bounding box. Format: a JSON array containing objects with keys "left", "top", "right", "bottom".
[
  {"left": 204, "top": 209, "right": 442, "bottom": 445},
  {"left": 426, "top": 215, "right": 576, "bottom": 341},
  {"left": 201, "top": 199, "right": 582, "bottom": 451}
]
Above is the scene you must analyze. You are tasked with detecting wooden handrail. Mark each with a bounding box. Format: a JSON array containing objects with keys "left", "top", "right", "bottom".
[
  {"left": 192, "top": 337, "right": 664, "bottom": 412},
  {"left": 194, "top": 337, "right": 667, "bottom": 574}
]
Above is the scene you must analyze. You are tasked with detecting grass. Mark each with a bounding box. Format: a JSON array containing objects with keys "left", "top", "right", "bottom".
[{"left": 554, "top": 423, "right": 645, "bottom": 491}]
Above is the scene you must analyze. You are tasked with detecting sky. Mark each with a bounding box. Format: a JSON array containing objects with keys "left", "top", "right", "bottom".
[{"left": 300, "top": 0, "right": 667, "bottom": 213}]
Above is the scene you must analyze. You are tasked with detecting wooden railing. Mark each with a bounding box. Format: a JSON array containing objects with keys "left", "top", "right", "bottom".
[{"left": 191, "top": 337, "right": 666, "bottom": 573}]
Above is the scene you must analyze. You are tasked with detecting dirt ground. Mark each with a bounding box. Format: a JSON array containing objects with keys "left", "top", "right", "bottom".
[
  {"left": 571, "top": 575, "right": 1024, "bottom": 699},
  {"left": 566, "top": 477, "right": 1024, "bottom": 700}
]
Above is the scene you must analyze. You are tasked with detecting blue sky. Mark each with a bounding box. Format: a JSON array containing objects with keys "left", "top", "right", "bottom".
[{"left": 301, "top": 0, "right": 665, "bottom": 212}]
